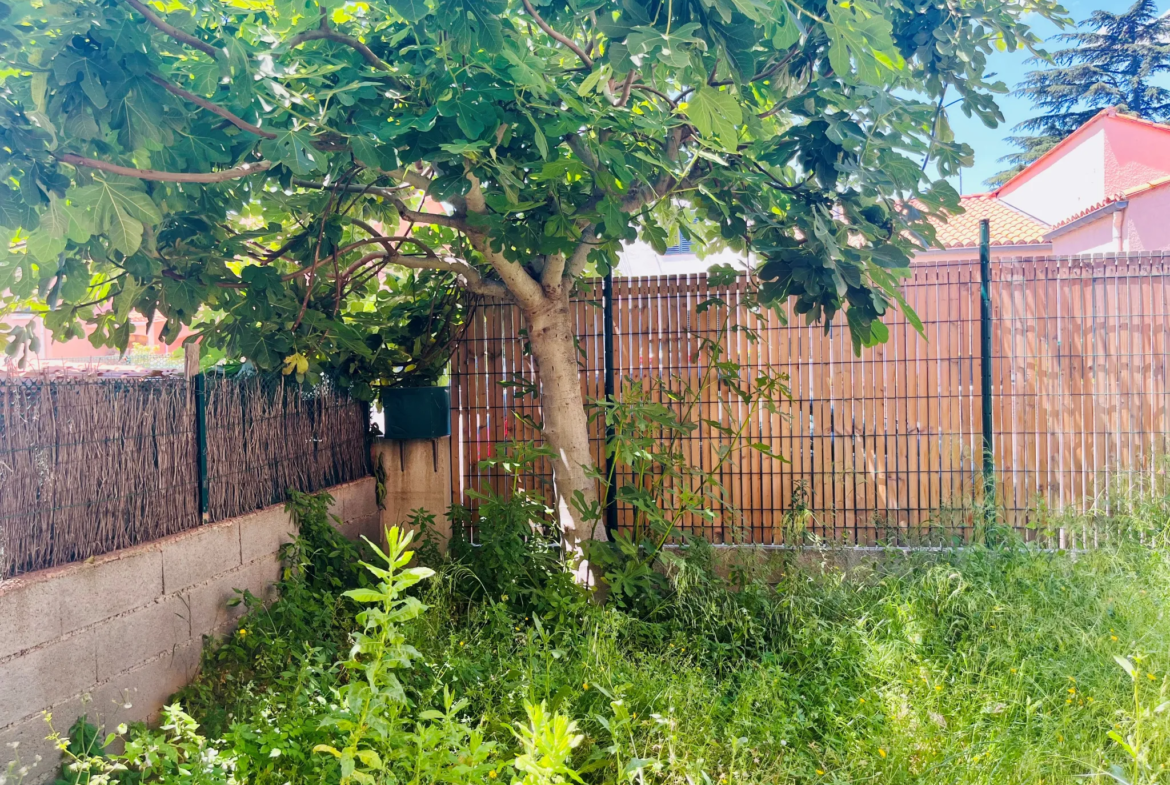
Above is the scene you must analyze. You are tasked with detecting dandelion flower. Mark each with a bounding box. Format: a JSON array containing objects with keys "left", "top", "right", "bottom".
[
  {"left": 878, "top": 748, "right": 886, "bottom": 758},
  {"left": 489, "top": 771, "right": 497, "bottom": 779},
  {"left": 816, "top": 770, "right": 825, "bottom": 776}
]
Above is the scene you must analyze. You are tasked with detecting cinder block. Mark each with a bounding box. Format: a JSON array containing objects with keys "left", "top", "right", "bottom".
[
  {"left": 185, "top": 555, "right": 280, "bottom": 639},
  {"left": 89, "top": 638, "right": 203, "bottom": 726},
  {"left": 341, "top": 479, "right": 379, "bottom": 523},
  {"left": 239, "top": 507, "right": 297, "bottom": 565},
  {"left": 95, "top": 596, "right": 189, "bottom": 681},
  {"left": 56, "top": 546, "right": 164, "bottom": 636},
  {"left": 160, "top": 520, "right": 241, "bottom": 594},
  {"left": 0, "top": 573, "right": 64, "bottom": 660},
  {"left": 0, "top": 629, "right": 97, "bottom": 729},
  {"left": 0, "top": 709, "right": 64, "bottom": 785},
  {"left": 374, "top": 438, "right": 451, "bottom": 549}
]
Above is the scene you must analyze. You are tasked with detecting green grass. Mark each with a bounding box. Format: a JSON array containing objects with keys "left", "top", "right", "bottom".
[{"left": 86, "top": 495, "right": 1170, "bottom": 784}]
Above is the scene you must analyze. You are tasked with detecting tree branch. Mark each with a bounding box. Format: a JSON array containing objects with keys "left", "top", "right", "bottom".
[
  {"left": 566, "top": 227, "right": 598, "bottom": 279},
  {"left": 287, "top": 24, "right": 390, "bottom": 71},
  {"left": 291, "top": 178, "right": 468, "bottom": 230},
  {"left": 387, "top": 167, "right": 432, "bottom": 193},
  {"left": 57, "top": 153, "right": 271, "bottom": 182},
  {"left": 521, "top": 0, "right": 594, "bottom": 69},
  {"left": 565, "top": 134, "right": 601, "bottom": 172},
  {"left": 631, "top": 84, "right": 677, "bottom": 109},
  {"left": 121, "top": 0, "right": 220, "bottom": 58},
  {"left": 541, "top": 251, "right": 566, "bottom": 290},
  {"left": 344, "top": 250, "right": 511, "bottom": 299},
  {"left": 148, "top": 73, "right": 276, "bottom": 139},
  {"left": 617, "top": 70, "right": 637, "bottom": 107}
]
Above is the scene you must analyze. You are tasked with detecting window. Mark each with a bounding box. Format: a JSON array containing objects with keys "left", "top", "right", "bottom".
[{"left": 664, "top": 231, "right": 694, "bottom": 255}]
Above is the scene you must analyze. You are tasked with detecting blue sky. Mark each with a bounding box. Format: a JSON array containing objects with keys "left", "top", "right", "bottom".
[{"left": 945, "top": 0, "right": 1168, "bottom": 193}]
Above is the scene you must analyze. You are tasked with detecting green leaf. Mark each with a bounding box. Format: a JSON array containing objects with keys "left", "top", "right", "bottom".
[
  {"left": 684, "top": 87, "right": 742, "bottom": 151},
  {"left": 261, "top": 128, "right": 325, "bottom": 175},
  {"left": 824, "top": 0, "right": 902, "bottom": 85},
  {"left": 25, "top": 229, "right": 66, "bottom": 263},
  {"left": 350, "top": 136, "right": 382, "bottom": 169},
  {"left": 0, "top": 188, "right": 36, "bottom": 231},
  {"left": 577, "top": 67, "right": 607, "bottom": 97},
  {"left": 70, "top": 177, "right": 161, "bottom": 257},
  {"left": 388, "top": 0, "right": 429, "bottom": 22},
  {"left": 237, "top": 331, "right": 281, "bottom": 369},
  {"left": 343, "top": 588, "right": 387, "bottom": 603},
  {"left": 524, "top": 112, "right": 549, "bottom": 159}
]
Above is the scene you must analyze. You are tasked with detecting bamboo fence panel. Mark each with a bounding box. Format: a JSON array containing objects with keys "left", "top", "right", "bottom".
[
  {"left": 0, "top": 373, "right": 370, "bottom": 578},
  {"left": 0, "top": 378, "right": 199, "bottom": 577},
  {"left": 449, "top": 253, "right": 1170, "bottom": 545},
  {"left": 203, "top": 374, "right": 372, "bottom": 521}
]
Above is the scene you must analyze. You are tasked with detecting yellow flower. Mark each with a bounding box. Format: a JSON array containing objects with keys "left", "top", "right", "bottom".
[
  {"left": 858, "top": 698, "right": 866, "bottom": 704},
  {"left": 1112, "top": 636, "right": 1119, "bottom": 641},
  {"left": 1068, "top": 687, "right": 1075, "bottom": 694},
  {"left": 583, "top": 683, "right": 589, "bottom": 691},
  {"left": 238, "top": 628, "right": 248, "bottom": 637},
  {"left": 489, "top": 770, "right": 497, "bottom": 779},
  {"left": 935, "top": 685, "right": 943, "bottom": 691},
  {"left": 816, "top": 770, "right": 825, "bottom": 776},
  {"left": 1066, "top": 699, "right": 1072, "bottom": 704},
  {"left": 878, "top": 748, "right": 886, "bottom": 759},
  {"left": 1011, "top": 668, "right": 1017, "bottom": 674},
  {"left": 1149, "top": 673, "right": 1157, "bottom": 681}
]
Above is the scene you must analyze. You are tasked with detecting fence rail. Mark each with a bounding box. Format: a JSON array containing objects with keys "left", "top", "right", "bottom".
[
  {"left": 449, "top": 253, "right": 1170, "bottom": 545},
  {"left": 0, "top": 373, "right": 371, "bottom": 578}
]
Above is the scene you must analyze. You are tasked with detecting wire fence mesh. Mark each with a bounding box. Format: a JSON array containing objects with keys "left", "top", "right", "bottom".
[
  {"left": 0, "top": 372, "right": 371, "bottom": 579},
  {"left": 449, "top": 254, "right": 1170, "bottom": 546}
]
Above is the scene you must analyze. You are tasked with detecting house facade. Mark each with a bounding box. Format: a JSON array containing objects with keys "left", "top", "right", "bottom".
[
  {"left": 912, "top": 107, "right": 1170, "bottom": 261},
  {"left": 622, "top": 106, "right": 1170, "bottom": 274}
]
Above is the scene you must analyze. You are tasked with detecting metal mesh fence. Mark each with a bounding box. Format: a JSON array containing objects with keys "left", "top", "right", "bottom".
[{"left": 450, "top": 254, "right": 1170, "bottom": 546}]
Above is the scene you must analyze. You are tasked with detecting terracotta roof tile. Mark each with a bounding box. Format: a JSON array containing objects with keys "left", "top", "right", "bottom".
[{"left": 927, "top": 195, "right": 1050, "bottom": 249}]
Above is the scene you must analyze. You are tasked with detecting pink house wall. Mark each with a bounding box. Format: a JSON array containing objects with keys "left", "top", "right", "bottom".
[
  {"left": 1102, "top": 120, "right": 1170, "bottom": 194},
  {"left": 1048, "top": 185, "right": 1170, "bottom": 255},
  {"left": 1049, "top": 215, "right": 1117, "bottom": 256},
  {"left": 1123, "top": 187, "right": 1170, "bottom": 251}
]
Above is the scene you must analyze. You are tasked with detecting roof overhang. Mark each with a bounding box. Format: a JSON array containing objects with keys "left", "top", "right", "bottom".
[
  {"left": 918, "top": 242, "right": 1053, "bottom": 256},
  {"left": 1043, "top": 200, "right": 1128, "bottom": 240}
]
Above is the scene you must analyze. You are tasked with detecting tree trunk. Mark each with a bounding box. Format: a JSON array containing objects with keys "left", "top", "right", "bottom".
[{"left": 522, "top": 289, "right": 605, "bottom": 565}]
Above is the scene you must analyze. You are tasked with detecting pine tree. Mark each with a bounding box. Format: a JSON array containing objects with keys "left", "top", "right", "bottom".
[{"left": 989, "top": 0, "right": 1170, "bottom": 187}]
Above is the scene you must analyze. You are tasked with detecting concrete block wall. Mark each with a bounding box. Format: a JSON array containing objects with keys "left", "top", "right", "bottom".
[
  {"left": 0, "top": 477, "right": 377, "bottom": 781},
  {"left": 373, "top": 437, "right": 453, "bottom": 547}
]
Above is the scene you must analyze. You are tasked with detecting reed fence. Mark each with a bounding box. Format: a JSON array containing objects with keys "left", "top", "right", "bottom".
[
  {"left": 449, "top": 253, "right": 1170, "bottom": 546},
  {"left": 0, "top": 373, "right": 370, "bottom": 578}
]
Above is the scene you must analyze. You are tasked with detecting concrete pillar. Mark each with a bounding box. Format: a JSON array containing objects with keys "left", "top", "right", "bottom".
[{"left": 372, "top": 437, "right": 452, "bottom": 549}]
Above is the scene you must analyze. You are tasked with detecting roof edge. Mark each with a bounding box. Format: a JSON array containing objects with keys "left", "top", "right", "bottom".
[{"left": 994, "top": 107, "right": 1170, "bottom": 197}]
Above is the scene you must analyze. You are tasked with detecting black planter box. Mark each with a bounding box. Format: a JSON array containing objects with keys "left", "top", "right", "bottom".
[{"left": 382, "top": 386, "right": 450, "bottom": 440}]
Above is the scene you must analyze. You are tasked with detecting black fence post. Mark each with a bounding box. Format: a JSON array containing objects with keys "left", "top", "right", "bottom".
[
  {"left": 979, "top": 219, "right": 996, "bottom": 520},
  {"left": 194, "top": 372, "right": 210, "bottom": 522},
  {"left": 603, "top": 270, "right": 617, "bottom": 541}
]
